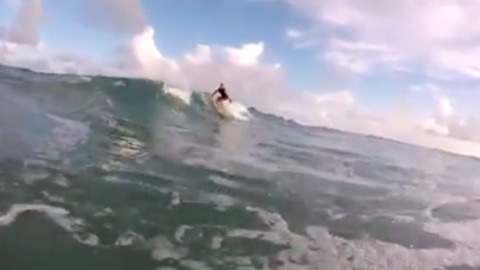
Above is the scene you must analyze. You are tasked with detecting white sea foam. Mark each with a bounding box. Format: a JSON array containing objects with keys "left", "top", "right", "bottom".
[
  {"left": 219, "top": 100, "right": 252, "bottom": 121},
  {"left": 0, "top": 204, "right": 99, "bottom": 246},
  {"left": 218, "top": 205, "right": 480, "bottom": 270},
  {"left": 147, "top": 235, "right": 188, "bottom": 261}
]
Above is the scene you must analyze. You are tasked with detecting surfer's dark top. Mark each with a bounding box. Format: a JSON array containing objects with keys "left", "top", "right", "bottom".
[{"left": 218, "top": 86, "right": 228, "bottom": 99}]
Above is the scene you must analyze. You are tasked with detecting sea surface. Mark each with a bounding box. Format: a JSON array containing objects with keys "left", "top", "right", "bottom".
[{"left": 1, "top": 64, "right": 480, "bottom": 270}]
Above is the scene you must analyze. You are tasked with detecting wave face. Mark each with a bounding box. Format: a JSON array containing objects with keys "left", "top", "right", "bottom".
[{"left": 1, "top": 64, "right": 480, "bottom": 270}]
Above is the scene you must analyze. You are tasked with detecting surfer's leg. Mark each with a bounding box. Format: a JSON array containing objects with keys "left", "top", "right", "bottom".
[{"left": 217, "top": 92, "right": 229, "bottom": 103}]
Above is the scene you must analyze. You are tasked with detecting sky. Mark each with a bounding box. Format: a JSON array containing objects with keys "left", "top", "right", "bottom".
[{"left": 2, "top": 0, "right": 480, "bottom": 157}]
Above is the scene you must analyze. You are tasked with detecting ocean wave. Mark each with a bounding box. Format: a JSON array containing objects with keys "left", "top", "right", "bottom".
[{"left": 2, "top": 64, "right": 480, "bottom": 269}]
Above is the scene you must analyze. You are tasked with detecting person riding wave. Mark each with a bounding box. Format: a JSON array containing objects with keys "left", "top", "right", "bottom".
[{"left": 211, "top": 83, "right": 232, "bottom": 103}]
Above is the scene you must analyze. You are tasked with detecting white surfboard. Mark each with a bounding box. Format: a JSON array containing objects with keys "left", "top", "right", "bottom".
[{"left": 210, "top": 96, "right": 234, "bottom": 120}]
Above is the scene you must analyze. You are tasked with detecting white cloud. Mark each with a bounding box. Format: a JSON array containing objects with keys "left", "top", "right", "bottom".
[
  {"left": 114, "top": 26, "right": 181, "bottom": 81},
  {"left": 284, "top": 0, "right": 480, "bottom": 78},
  {"left": 323, "top": 38, "right": 402, "bottom": 74},
  {"left": 407, "top": 83, "right": 480, "bottom": 142},
  {"left": 0, "top": 0, "right": 42, "bottom": 46},
  {"left": 286, "top": 28, "right": 302, "bottom": 39},
  {"left": 0, "top": 0, "right": 43, "bottom": 66},
  {"left": 410, "top": 83, "right": 441, "bottom": 96},
  {"left": 284, "top": 27, "right": 320, "bottom": 49},
  {"left": 429, "top": 47, "right": 480, "bottom": 79},
  {"left": 184, "top": 45, "right": 212, "bottom": 65},
  {"left": 224, "top": 42, "right": 265, "bottom": 66},
  {"left": 0, "top": 42, "right": 16, "bottom": 61}
]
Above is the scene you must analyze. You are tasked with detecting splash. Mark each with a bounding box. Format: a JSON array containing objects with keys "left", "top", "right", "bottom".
[{"left": 216, "top": 99, "right": 252, "bottom": 121}]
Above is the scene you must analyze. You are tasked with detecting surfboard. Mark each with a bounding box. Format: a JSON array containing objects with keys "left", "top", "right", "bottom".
[{"left": 209, "top": 96, "right": 234, "bottom": 120}]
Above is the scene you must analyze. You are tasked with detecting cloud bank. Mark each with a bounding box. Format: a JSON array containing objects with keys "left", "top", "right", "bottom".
[{"left": 2, "top": 0, "right": 480, "bottom": 158}]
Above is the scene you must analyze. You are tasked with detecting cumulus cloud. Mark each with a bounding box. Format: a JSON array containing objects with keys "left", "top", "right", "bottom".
[
  {"left": 184, "top": 45, "right": 212, "bottom": 65},
  {"left": 224, "top": 43, "right": 265, "bottom": 66},
  {"left": 284, "top": 0, "right": 480, "bottom": 78},
  {"left": 109, "top": 26, "right": 181, "bottom": 80}
]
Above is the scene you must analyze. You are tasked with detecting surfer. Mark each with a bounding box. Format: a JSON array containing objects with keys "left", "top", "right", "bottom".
[{"left": 211, "top": 83, "right": 232, "bottom": 103}]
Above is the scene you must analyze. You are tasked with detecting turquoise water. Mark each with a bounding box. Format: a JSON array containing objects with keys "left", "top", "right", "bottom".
[{"left": 1, "top": 64, "right": 480, "bottom": 270}]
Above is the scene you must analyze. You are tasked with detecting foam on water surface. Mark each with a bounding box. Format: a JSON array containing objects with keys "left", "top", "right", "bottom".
[{"left": 0, "top": 204, "right": 99, "bottom": 246}]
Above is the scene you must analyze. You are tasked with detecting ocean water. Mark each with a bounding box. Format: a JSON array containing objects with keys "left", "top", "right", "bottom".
[{"left": 1, "top": 64, "right": 480, "bottom": 270}]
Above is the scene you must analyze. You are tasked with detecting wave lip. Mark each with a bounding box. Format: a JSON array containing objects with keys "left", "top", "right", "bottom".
[{"left": 163, "top": 85, "right": 192, "bottom": 106}]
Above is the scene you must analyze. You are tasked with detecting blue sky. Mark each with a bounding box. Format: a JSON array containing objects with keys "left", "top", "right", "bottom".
[{"left": 2, "top": 0, "right": 480, "bottom": 147}]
